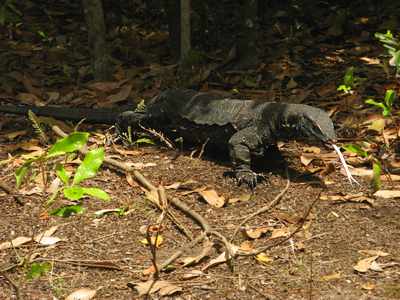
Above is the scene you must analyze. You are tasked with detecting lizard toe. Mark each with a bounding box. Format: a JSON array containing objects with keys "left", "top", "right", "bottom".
[{"left": 235, "top": 168, "right": 260, "bottom": 189}]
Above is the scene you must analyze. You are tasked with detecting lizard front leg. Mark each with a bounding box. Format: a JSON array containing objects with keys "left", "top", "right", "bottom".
[{"left": 228, "top": 126, "right": 264, "bottom": 188}]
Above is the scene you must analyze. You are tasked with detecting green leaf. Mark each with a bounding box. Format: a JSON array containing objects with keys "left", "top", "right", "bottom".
[
  {"left": 15, "top": 161, "right": 32, "bottom": 188},
  {"left": 72, "top": 148, "right": 104, "bottom": 185},
  {"left": 64, "top": 185, "right": 110, "bottom": 201},
  {"left": 384, "top": 89, "right": 396, "bottom": 108},
  {"left": 343, "top": 67, "right": 354, "bottom": 87},
  {"left": 27, "top": 262, "right": 51, "bottom": 279},
  {"left": 63, "top": 186, "right": 86, "bottom": 200},
  {"left": 365, "top": 99, "right": 388, "bottom": 114},
  {"left": 134, "top": 137, "right": 155, "bottom": 145},
  {"left": 80, "top": 187, "right": 110, "bottom": 201},
  {"left": 55, "top": 164, "right": 70, "bottom": 185},
  {"left": 337, "top": 84, "right": 352, "bottom": 93},
  {"left": 372, "top": 161, "right": 382, "bottom": 191},
  {"left": 342, "top": 144, "right": 368, "bottom": 158},
  {"left": 47, "top": 132, "right": 89, "bottom": 158},
  {"left": 50, "top": 204, "right": 85, "bottom": 217}
]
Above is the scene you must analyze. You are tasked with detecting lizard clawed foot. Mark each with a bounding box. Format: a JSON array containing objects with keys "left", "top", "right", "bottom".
[{"left": 233, "top": 167, "right": 265, "bottom": 189}]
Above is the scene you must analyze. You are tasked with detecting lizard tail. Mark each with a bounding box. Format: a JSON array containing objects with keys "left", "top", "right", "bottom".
[{"left": 0, "top": 104, "right": 123, "bottom": 124}]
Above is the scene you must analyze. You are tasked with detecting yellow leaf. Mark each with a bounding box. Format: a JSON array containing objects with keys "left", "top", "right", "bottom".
[
  {"left": 140, "top": 235, "right": 163, "bottom": 248},
  {"left": 255, "top": 253, "right": 272, "bottom": 264},
  {"left": 321, "top": 272, "right": 341, "bottom": 281},
  {"left": 361, "top": 282, "right": 376, "bottom": 290}
]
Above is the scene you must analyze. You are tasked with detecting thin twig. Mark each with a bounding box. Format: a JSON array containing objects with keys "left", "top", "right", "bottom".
[
  {"left": 230, "top": 172, "right": 290, "bottom": 242},
  {"left": 237, "top": 194, "right": 320, "bottom": 257},
  {"left": 157, "top": 234, "right": 207, "bottom": 271},
  {"left": 138, "top": 124, "right": 175, "bottom": 149}
]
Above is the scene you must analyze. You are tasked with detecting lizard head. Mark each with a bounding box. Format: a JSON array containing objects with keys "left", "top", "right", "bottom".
[{"left": 296, "top": 108, "right": 337, "bottom": 145}]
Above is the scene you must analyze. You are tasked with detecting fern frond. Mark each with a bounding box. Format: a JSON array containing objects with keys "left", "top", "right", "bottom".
[{"left": 28, "top": 110, "right": 48, "bottom": 144}]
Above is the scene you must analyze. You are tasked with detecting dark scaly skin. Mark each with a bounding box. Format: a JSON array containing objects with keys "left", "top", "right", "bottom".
[
  {"left": 0, "top": 89, "right": 336, "bottom": 187},
  {"left": 118, "top": 89, "right": 337, "bottom": 188}
]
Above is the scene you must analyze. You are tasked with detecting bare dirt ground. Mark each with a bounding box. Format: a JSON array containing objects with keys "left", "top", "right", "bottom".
[{"left": 1, "top": 3, "right": 400, "bottom": 299}]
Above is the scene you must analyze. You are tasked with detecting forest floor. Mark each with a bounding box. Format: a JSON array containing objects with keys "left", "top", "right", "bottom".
[{"left": 1, "top": 3, "right": 400, "bottom": 300}]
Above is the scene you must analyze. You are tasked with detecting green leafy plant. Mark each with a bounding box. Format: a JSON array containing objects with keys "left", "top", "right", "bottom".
[
  {"left": 37, "top": 30, "right": 54, "bottom": 44},
  {"left": 0, "top": 0, "right": 21, "bottom": 26},
  {"left": 16, "top": 132, "right": 110, "bottom": 215},
  {"left": 375, "top": 30, "right": 400, "bottom": 75},
  {"left": 365, "top": 89, "right": 396, "bottom": 117},
  {"left": 27, "top": 262, "right": 52, "bottom": 280},
  {"left": 337, "top": 67, "right": 357, "bottom": 94}
]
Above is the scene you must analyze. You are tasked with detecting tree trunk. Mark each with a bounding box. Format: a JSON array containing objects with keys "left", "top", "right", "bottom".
[
  {"left": 82, "top": 0, "right": 112, "bottom": 81},
  {"left": 180, "top": 0, "right": 191, "bottom": 61},
  {"left": 165, "top": 0, "right": 191, "bottom": 62},
  {"left": 235, "top": 0, "right": 259, "bottom": 69}
]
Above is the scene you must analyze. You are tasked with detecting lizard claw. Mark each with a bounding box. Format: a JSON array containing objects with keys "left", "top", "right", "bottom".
[{"left": 234, "top": 167, "right": 261, "bottom": 189}]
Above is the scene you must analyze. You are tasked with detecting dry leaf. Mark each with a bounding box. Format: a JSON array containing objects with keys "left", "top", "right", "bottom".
[
  {"left": 5, "top": 130, "right": 28, "bottom": 140},
  {"left": 34, "top": 225, "right": 59, "bottom": 241},
  {"left": 182, "top": 270, "right": 204, "bottom": 280},
  {"left": 353, "top": 256, "right": 379, "bottom": 273},
  {"left": 239, "top": 241, "right": 254, "bottom": 252},
  {"left": 202, "top": 244, "right": 239, "bottom": 271},
  {"left": 0, "top": 236, "right": 32, "bottom": 250},
  {"left": 361, "top": 282, "right": 376, "bottom": 290},
  {"left": 270, "top": 227, "right": 291, "bottom": 239},
  {"left": 245, "top": 226, "right": 271, "bottom": 239},
  {"left": 88, "top": 81, "right": 121, "bottom": 92},
  {"left": 181, "top": 241, "right": 213, "bottom": 267},
  {"left": 105, "top": 84, "right": 133, "bottom": 104},
  {"left": 65, "top": 288, "right": 97, "bottom": 300},
  {"left": 16, "top": 92, "right": 45, "bottom": 106},
  {"left": 130, "top": 280, "right": 182, "bottom": 296},
  {"left": 300, "top": 154, "right": 314, "bottom": 166},
  {"left": 202, "top": 252, "right": 229, "bottom": 271},
  {"left": 37, "top": 236, "right": 62, "bottom": 246},
  {"left": 321, "top": 273, "right": 341, "bottom": 281},
  {"left": 320, "top": 193, "right": 374, "bottom": 205},
  {"left": 303, "top": 146, "right": 321, "bottom": 154},
  {"left": 142, "top": 265, "right": 156, "bottom": 276},
  {"left": 197, "top": 189, "right": 225, "bottom": 208}
]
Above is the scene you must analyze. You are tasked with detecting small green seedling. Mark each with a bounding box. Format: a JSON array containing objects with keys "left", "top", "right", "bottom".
[
  {"left": 15, "top": 132, "right": 110, "bottom": 216},
  {"left": 375, "top": 30, "right": 400, "bottom": 75},
  {"left": 27, "top": 262, "right": 52, "bottom": 280},
  {"left": 343, "top": 144, "right": 382, "bottom": 191},
  {"left": 365, "top": 89, "right": 396, "bottom": 117},
  {"left": 337, "top": 67, "right": 357, "bottom": 94}
]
